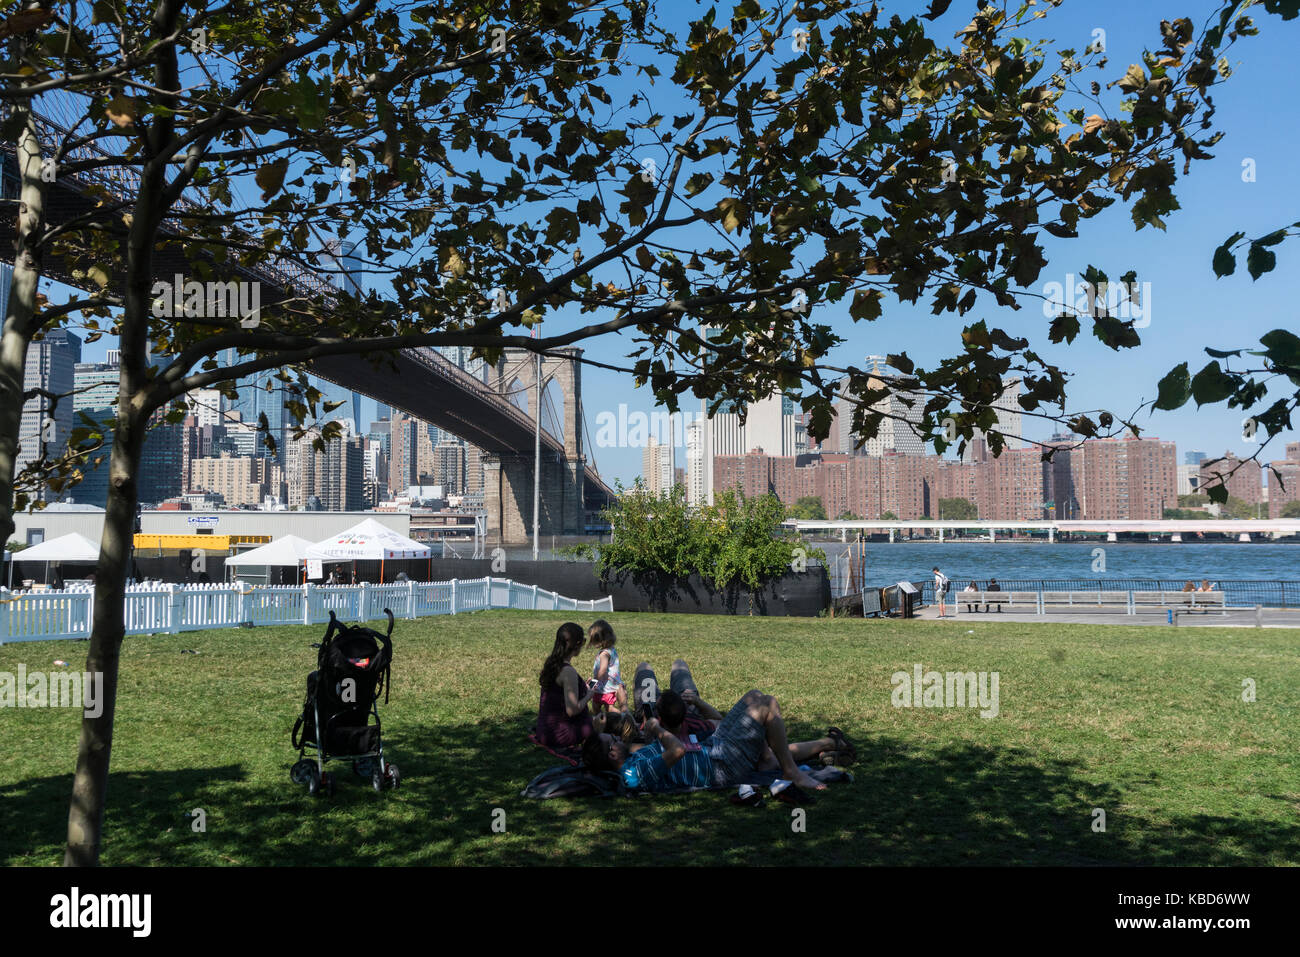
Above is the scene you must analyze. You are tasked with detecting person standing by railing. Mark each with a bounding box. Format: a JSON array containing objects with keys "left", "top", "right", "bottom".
[{"left": 933, "top": 567, "right": 950, "bottom": 619}]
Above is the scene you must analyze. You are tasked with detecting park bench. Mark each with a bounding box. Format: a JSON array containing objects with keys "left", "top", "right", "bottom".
[
  {"left": 947, "top": 588, "right": 1229, "bottom": 616},
  {"left": 1131, "top": 590, "right": 1226, "bottom": 615},
  {"left": 1041, "top": 590, "right": 1130, "bottom": 611},
  {"left": 959, "top": 591, "right": 1036, "bottom": 613}
]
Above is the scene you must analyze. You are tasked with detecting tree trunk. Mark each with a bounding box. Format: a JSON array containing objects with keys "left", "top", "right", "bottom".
[
  {"left": 0, "top": 92, "right": 50, "bottom": 549},
  {"left": 64, "top": 410, "right": 144, "bottom": 866},
  {"left": 0, "top": 330, "right": 28, "bottom": 549}
]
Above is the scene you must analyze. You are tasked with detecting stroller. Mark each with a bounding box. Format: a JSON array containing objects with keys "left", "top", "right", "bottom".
[{"left": 290, "top": 609, "right": 400, "bottom": 796}]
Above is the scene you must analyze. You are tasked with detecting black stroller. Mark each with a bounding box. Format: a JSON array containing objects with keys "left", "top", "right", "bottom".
[{"left": 290, "top": 609, "right": 400, "bottom": 796}]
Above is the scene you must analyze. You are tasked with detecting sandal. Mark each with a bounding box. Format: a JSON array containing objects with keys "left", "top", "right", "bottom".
[{"left": 825, "top": 727, "right": 857, "bottom": 765}]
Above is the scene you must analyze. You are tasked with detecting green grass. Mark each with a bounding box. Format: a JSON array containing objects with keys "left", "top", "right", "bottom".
[{"left": 2, "top": 611, "right": 1298, "bottom": 866}]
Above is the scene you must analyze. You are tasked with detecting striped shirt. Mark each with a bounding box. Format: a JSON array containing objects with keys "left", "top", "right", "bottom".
[{"left": 620, "top": 741, "right": 713, "bottom": 792}]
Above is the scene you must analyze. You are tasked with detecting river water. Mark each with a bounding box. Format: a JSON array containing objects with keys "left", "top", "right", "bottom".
[{"left": 814, "top": 541, "right": 1300, "bottom": 590}]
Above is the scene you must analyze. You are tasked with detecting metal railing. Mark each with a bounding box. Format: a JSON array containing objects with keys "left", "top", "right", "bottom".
[
  {"left": 909, "top": 579, "right": 1300, "bottom": 609},
  {"left": 0, "top": 577, "right": 613, "bottom": 643}
]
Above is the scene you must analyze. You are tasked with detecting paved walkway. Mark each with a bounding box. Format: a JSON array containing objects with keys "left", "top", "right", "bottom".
[{"left": 911, "top": 604, "right": 1300, "bottom": 628}]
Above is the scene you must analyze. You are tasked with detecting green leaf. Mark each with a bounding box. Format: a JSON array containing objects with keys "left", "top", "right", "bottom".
[
  {"left": 922, "top": 0, "right": 953, "bottom": 20},
  {"left": 1211, "top": 232, "right": 1243, "bottom": 277},
  {"left": 1048, "top": 315, "right": 1080, "bottom": 344},
  {"left": 1153, "top": 362, "right": 1191, "bottom": 410},
  {"left": 1190, "top": 360, "right": 1236, "bottom": 405},
  {"left": 684, "top": 172, "right": 714, "bottom": 198},
  {"left": 886, "top": 353, "right": 914, "bottom": 375},
  {"left": 848, "top": 289, "right": 883, "bottom": 321},
  {"left": 1260, "top": 328, "right": 1300, "bottom": 367},
  {"left": 1246, "top": 242, "right": 1277, "bottom": 280},
  {"left": 1263, "top": 1, "right": 1300, "bottom": 22}
]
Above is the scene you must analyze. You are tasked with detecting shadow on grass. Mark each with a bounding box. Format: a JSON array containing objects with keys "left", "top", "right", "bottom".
[{"left": 4, "top": 710, "right": 1298, "bottom": 866}]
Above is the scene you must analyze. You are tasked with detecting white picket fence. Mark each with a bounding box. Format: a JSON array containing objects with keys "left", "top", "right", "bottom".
[{"left": 0, "top": 578, "right": 613, "bottom": 644}]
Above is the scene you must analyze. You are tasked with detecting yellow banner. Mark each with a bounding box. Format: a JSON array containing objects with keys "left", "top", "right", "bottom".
[{"left": 132, "top": 534, "right": 271, "bottom": 551}]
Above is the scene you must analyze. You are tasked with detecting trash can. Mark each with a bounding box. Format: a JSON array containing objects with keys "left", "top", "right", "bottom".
[{"left": 896, "top": 580, "right": 919, "bottom": 619}]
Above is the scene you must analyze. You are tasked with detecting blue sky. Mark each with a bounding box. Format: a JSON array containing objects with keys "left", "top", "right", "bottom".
[
  {"left": 68, "top": 0, "right": 1299, "bottom": 488},
  {"left": 573, "top": 0, "right": 1300, "bottom": 486}
]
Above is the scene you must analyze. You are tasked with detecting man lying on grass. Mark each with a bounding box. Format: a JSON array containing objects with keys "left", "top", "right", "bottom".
[{"left": 582, "top": 689, "right": 849, "bottom": 797}]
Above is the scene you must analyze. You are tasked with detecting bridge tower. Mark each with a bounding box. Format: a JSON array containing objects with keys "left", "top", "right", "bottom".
[{"left": 483, "top": 347, "right": 586, "bottom": 543}]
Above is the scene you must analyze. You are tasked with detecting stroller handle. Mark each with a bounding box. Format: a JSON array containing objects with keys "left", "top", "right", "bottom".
[{"left": 377, "top": 609, "right": 395, "bottom": 657}]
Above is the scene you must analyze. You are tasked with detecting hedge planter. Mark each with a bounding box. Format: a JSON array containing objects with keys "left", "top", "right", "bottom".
[{"left": 418, "top": 559, "right": 830, "bottom": 616}]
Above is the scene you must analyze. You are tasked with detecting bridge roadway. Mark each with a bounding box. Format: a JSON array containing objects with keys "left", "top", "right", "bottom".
[
  {"left": 0, "top": 108, "right": 616, "bottom": 513},
  {"left": 309, "top": 348, "right": 617, "bottom": 511}
]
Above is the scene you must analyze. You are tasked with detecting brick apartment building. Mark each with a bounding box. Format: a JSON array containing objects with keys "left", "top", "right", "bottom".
[
  {"left": 711, "top": 433, "right": 1180, "bottom": 522},
  {"left": 189, "top": 453, "right": 284, "bottom": 507},
  {"left": 1070, "top": 435, "right": 1177, "bottom": 520},
  {"left": 1198, "top": 452, "right": 1263, "bottom": 506},
  {"left": 1267, "top": 441, "right": 1300, "bottom": 518}
]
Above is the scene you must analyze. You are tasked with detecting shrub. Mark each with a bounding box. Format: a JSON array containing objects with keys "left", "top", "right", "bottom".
[{"left": 570, "top": 484, "right": 823, "bottom": 592}]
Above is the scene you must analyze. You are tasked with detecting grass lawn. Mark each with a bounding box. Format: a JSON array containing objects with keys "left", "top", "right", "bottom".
[{"left": 2, "top": 610, "right": 1298, "bottom": 866}]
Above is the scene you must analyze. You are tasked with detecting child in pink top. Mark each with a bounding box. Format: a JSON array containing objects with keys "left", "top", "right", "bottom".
[{"left": 588, "top": 619, "right": 626, "bottom": 712}]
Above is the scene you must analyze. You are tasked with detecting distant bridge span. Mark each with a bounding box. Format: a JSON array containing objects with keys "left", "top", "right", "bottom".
[{"left": 1, "top": 106, "right": 615, "bottom": 538}]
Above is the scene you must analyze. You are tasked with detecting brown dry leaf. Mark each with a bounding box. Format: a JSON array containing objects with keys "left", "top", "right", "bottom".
[{"left": 105, "top": 95, "right": 140, "bottom": 128}]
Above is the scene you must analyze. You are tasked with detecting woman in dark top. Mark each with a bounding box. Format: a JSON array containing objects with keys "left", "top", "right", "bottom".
[{"left": 536, "top": 622, "right": 597, "bottom": 748}]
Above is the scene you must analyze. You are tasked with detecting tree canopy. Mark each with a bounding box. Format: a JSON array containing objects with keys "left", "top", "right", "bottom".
[
  {"left": 1, "top": 0, "right": 1267, "bottom": 527},
  {"left": 0, "top": 0, "right": 1284, "bottom": 868},
  {"left": 573, "top": 483, "right": 819, "bottom": 591},
  {"left": 788, "top": 495, "right": 827, "bottom": 520},
  {"left": 937, "top": 496, "right": 978, "bottom": 520}
]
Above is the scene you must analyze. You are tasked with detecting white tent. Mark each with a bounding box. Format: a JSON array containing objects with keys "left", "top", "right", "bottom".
[
  {"left": 9, "top": 532, "right": 100, "bottom": 588},
  {"left": 306, "top": 519, "right": 430, "bottom": 561},
  {"left": 16, "top": 533, "right": 101, "bottom": 563},
  {"left": 224, "top": 535, "right": 317, "bottom": 568}
]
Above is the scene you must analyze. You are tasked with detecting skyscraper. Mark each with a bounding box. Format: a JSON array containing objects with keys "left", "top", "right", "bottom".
[
  {"left": 991, "top": 377, "right": 1024, "bottom": 450},
  {"left": 642, "top": 441, "right": 674, "bottom": 494},
  {"left": 217, "top": 348, "right": 286, "bottom": 459},
  {"left": 686, "top": 418, "right": 706, "bottom": 505},
  {"left": 18, "top": 329, "right": 82, "bottom": 500},
  {"left": 961, "top": 377, "right": 1025, "bottom": 461},
  {"left": 70, "top": 353, "right": 120, "bottom": 507},
  {"left": 838, "top": 358, "right": 926, "bottom": 457}
]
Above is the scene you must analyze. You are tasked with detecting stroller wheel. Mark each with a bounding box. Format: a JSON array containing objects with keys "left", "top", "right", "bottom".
[
  {"left": 372, "top": 767, "right": 384, "bottom": 793},
  {"left": 385, "top": 763, "right": 401, "bottom": 789},
  {"left": 320, "top": 771, "right": 336, "bottom": 798},
  {"left": 306, "top": 766, "right": 321, "bottom": 797},
  {"left": 291, "top": 759, "right": 315, "bottom": 785}
]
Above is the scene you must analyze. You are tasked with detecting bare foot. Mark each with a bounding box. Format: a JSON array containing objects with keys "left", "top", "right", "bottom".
[{"left": 793, "top": 770, "right": 827, "bottom": 791}]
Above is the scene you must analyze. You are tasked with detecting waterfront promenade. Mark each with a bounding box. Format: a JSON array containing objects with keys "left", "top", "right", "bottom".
[{"left": 914, "top": 604, "right": 1300, "bottom": 628}]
